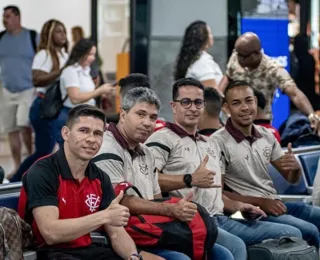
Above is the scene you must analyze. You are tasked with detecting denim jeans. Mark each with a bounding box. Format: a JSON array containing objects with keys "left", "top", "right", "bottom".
[
  {"left": 147, "top": 244, "right": 234, "bottom": 260},
  {"left": 54, "top": 106, "right": 71, "bottom": 146},
  {"left": 11, "top": 97, "right": 56, "bottom": 182},
  {"left": 214, "top": 215, "right": 302, "bottom": 260},
  {"left": 263, "top": 202, "right": 320, "bottom": 249}
]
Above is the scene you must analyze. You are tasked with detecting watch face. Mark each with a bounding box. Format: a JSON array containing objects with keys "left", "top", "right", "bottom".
[{"left": 184, "top": 174, "right": 192, "bottom": 187}]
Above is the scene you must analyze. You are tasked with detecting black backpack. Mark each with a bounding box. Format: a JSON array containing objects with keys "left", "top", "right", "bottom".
[
  {"left": 0, "top": 29, "right": 37, "bottom": 53},
  {"left": 39, "top": 80, "right": 67, "bottom": 120}
]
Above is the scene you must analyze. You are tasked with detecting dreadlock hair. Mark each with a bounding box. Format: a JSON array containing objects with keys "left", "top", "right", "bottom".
[{"left": 38, "top": 19, "right": 69, "bottom": 72}]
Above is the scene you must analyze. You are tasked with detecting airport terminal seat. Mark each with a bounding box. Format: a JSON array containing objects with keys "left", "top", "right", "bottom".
[{"left": 299, "top": 152, "right": 320, "bottom": 188}]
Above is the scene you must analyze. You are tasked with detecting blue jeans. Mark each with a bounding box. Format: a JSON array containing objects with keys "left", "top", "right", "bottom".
[
  {"left": 263, "top": 202, "right": 320, "bottom": 249},
  {"left": 11, "top": 97, "right": 56, "bottom": 182},
  {"left": 147, "top": 244, "right": 234, "bottom": 260},
  {"left": 214, "top": 215, "right": 302, "bottom": 260},
  {"left": 54, "top": 106, "right": 71, "bottom": 146}
]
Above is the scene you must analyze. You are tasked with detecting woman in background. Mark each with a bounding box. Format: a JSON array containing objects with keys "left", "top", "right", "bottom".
[
  {"left": 9, "top": 19, "right": 69, "bottom": 182},
  {"left": 174, "top": 20, "right": 223, "bottom": 89}
]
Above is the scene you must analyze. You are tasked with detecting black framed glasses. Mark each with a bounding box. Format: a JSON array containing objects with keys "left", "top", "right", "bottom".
[{"left": 173, "top": 98, "right": 205, "bottom": 109}]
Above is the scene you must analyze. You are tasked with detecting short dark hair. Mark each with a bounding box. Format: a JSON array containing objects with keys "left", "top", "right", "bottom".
[
  {"left": 66, "top": 104, "right": 106, "bottom": 128},
  {"left": 253, "top": 89, "right": 266, "bottom": 109},
  {"left": 224, "top": 80, "right": 253, "bottom": 101},
  {"left": 4, "top": 5, "right": 20, "bottom": 16},
  {"left": 119, "top": 73, "right": 150, "bottom": 98},
  {"left": 172, "top": 77, "right": 204, "bottom": 100},
  {"left": 204, "top": 88, "right": 222, "bottom": 117}
]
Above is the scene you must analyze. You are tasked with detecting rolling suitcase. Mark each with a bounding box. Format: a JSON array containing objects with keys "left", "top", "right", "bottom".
[{"left": 248, "top": 237, "right": 319, "bottom": 260}]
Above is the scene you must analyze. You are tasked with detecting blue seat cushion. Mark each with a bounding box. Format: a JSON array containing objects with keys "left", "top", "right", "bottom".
[
  {"left": 299, "top": 152, "right": 320, "bottom": 187},
  {"left": 0, "top": 193, "right": 20, "bottom": 211}
]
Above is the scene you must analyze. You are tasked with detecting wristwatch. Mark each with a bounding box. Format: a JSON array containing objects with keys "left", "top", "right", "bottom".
[
  {"left": 130, "top": 253, "right": 143, "bottom": 260},
  {"left": 183, "top": 174, "right": 193, "bottom": 188}
]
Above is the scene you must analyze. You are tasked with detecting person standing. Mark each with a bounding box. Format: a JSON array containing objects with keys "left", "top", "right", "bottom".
[{"left": 0, "top": 5, "right": 38, "bottom": 176}]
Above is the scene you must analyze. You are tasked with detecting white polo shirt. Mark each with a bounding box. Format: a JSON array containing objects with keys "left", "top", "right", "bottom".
[
  {"left": 93, "top": 123, "right": 161, "bottom": 200},
  {"left": 211, "top": 118, "right": 284, "bottom": 200},
  {"left": 145, "top": 122, "right": 224, "bottom": 216},
  {"left": 60, "top": 63, "right": 96, "bottom": 108},
  {"left": 32, "top": 49, "right": 68, "bottom": 93},
  {"left": 186, "top": 51, "right": 223, "bottom": 85}
]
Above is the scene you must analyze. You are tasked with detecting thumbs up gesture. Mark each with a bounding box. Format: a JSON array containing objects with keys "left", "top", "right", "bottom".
[
  {"left": 192, "top": 155, "right": 221, "bottom": 188},
  {"left": 280, "top": 143, "right": 300, "bottom": 172},
  {"left": 171, "top": 192, "right": 198, "bottom": 222},
  {"left": 105, "top": 191, "right": 130, "bottom": 226}
]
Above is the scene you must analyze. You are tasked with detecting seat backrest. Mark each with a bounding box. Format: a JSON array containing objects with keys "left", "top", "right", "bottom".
[
  {"left": 0, "top": 193, "right": 20, "bottom": 211},
  {"left": 299, "top": 152, "right": 320, "bottom": 187},
  {"left": 268, "top": 164, "right": 307, "bottom": 195}
]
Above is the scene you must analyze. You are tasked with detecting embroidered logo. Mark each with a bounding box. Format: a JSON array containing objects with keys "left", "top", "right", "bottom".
[
  {"left": 184, "top": 147, "right": 190, "bottom": 152},
  {"left": 206, "top": 148, "right": 216, "bottom": 159},
  {"left": 263, "top": 146, "right": 271, "bottom": 161},
  {"left": 85, "top": 194, "right": 100, "bottom": 212},
  {"left": 245, "top": 155, "right": 249, "bottom": 161},
  {"left": 139, "top": 164, "right": 149, "bottom": 176},
  {"left": 62, "top": 198, "right": 66, "bottom": 204}
]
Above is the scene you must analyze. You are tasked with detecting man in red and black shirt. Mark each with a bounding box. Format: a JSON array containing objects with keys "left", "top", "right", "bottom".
[{"left": 18, "top": 104, "right": 150, "bottom": 260}]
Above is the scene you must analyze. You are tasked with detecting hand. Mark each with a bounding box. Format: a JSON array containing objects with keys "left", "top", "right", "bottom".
[
  {"left": 99, "top": 83, "right": 116, "bottom": 96},
  {"left": 105, "top": 191, "right": 130, "bottom": 226},
  {"left": 170, "top": 192, "right": 197, "bottom": 222},
  {"left": 238, "top": 202, "right": 267, "bottom": 218},
  {"left": 280, "top": 143, "right": 300, "bottom": 172},
  {"left": 192, "top": 155, "right": 221, "bottom": 188},
  {"left": 309, "top": 113, "right": 320, "bottom": 135},
  {"left": 259, "top": 198, "right": 287, "bottom": 216}
]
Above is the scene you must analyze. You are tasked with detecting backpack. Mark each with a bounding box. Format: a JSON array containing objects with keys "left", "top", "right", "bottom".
[
  {"left": 0, "top": 30, "right": 37, "bottom": 53},
  {"left": 114, "top": 182, "right": 218, "bottom": 260},
  {"left": 0, "top": 207, "right": 33, "bottom": 260},
  {"left": 39, "top": 80, "right": 67, "bottom": 120}
]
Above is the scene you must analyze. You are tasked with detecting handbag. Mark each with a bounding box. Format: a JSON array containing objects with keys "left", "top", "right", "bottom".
[
  {"left": 39, "top": 80, "right": 68, "bottom": 120},
  {"left": 114, "top": 182, "right": 218, "bottom": 260}
]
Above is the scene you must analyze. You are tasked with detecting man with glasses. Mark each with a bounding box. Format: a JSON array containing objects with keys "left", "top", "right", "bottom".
[
  {"left": 218, "top": 32, "right": 319, "bottom": 133},
  {"left": 145, "top": 78, "right": 302, "bottom": 260}
]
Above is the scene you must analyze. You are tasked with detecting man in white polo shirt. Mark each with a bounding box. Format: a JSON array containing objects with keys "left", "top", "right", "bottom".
[
  {"left": 93, "top": 87, "right": 235, "bottom": 260},
  {"left": 212, "top": 80, "right": 320, "bottom": 250},
  {"left": 145, "top": 78, "right": 302, "bottom": 260}
]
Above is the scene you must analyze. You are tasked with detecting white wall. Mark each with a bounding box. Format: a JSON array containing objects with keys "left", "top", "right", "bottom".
[
  {"left": 151, "top": 0, "right": 227, "bottom": 37},
  {"left": 0, "top": 0, "right": 91, "bottom": 41}
]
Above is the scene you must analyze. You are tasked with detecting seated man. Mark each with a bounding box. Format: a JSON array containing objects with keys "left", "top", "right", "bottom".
[
  {"left": 211, "top": 80, "right": 320, "bottom": 249},
  {"left": 145, "top": 78, "right": 302, "bottom": 260},
  {"left": 18, "top": 104, "right": 160, "bottom": 260},
  {"left": 198, "top": 87, "right": 223, "bottom": 136},
  {"left": 253, "top": 88, "right": 280, "bottom": 142},
  {"left": 93, "top": 87, "right": 234, "bottom": 260}
]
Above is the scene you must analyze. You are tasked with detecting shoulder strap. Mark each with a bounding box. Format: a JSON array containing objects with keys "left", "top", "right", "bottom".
[
  {"left": 29, "top": 30, "right": 37, "bottom": 53},
  {"left": 0, "top": 30, "right": 7, "bottom": 41}
]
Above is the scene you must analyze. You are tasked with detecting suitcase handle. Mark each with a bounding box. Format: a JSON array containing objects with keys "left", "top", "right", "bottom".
[{"left": 277, "top": 237, "right": 301, "bottom": 246}]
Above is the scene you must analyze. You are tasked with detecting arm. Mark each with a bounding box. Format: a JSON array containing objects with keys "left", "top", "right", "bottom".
[
  {"left": 104, "top": 225, "right": 138, "bottom": 260},
  {"left": 33, "top": 206, "right": 111, "bottom": 245},
  {"left": 32, "top": 69, "right": 61, "bottom": 87},
  {"left": 201, "top": 79, "right": 217, "bottom": 89},
  {"left": 67, "top": 87, "right": 103, "bottom": 105},
  {"left": 218, "top": 75, "right": 230, "bottom": 93},
  {"left": 158, "top": 173, "right": 186, "bottom": 192}
]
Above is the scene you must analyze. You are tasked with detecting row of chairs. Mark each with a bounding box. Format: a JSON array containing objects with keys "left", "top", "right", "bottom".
[{"left": 0, "top": 145, "right": 319, "bottom": 259}]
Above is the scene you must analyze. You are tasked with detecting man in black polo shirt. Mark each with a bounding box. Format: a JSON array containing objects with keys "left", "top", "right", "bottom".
[{"left": 18, "top": 104, "right": 158, "bottom": 260}]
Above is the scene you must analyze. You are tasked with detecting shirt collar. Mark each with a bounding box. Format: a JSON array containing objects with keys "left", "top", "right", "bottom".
[
  {"left": 165, "top": 122, "right": 206, "bottom": 142},
  {"left": 253, "top": 119, "right": 271, "bottom": 125},
  {"left": 225, "top": 118, "right": 262, "bottom": 144},
  {"left": 55, "top": 146, "right": 97, "bottom": 180},
  {"left": 74, "top": 62, "right": 91, "bottom": 75},
  {"left": 108, "top": 123, "right": 145, "bottom": 157},
  {"left": 198, "top": 128, "right": 218, "bottom": 137}
]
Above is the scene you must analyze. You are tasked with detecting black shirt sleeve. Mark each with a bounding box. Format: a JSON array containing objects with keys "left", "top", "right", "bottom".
[
  {"left": 24, "top": 159, "right": 59, "bottom": 210},
  {"left": 97, "top": 167, "right": 115, "bottom": 210}
]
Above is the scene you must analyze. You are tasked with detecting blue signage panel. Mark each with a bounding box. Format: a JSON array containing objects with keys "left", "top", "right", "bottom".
[{"left": 241, "top": 18, "right": 290, "bottom": 129}]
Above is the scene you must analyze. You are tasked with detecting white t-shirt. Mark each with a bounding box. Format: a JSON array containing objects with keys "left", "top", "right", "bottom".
[
  {"left": 186, "top": 51, "right": 223, "bottom": 85},
  {"left": 32, "top": 49, "right": 68, "bottom": 93},
  {"left": 60, "top": 63, "right": 96, "bottom": 108}
]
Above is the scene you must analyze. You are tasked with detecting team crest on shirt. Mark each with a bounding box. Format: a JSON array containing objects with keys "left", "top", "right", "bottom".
[
  {"left": 263, "top": 146, "right": 271, "bottom": 161},
  {"left": 85, "top": 194, "right": 100, "bottom": 212},
  {"left": 139, "top": 164, "right": 149, "bottom": 176},
  {"left": 206, "top": 147, "right": 216, "bottom": 159}
]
